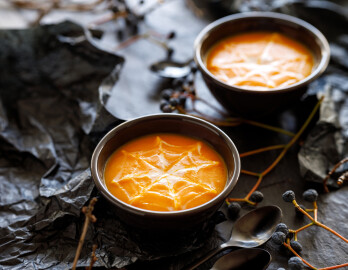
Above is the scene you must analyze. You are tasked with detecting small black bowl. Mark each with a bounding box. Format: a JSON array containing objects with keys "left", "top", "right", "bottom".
[
  {"left": 91, "top": 113, "right": 240, "bottom": 233},
  {"left": 194, "top": 12, "right": 330, "bottom": 117}
]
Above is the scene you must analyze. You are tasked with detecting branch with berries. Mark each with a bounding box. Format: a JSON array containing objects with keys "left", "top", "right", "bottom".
[
  {"left": 225, "top": 96, "right": 322, "bottom": 216},
  {"left": 158, "top": 69, "right": 326, "bottom": 218},
  {"left": 271, "top": 190, "right": 348, "bottom": 270}
]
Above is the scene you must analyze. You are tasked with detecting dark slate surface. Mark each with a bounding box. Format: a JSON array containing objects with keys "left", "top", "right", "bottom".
[{"left": 0, "top": 1, "right": 347, "bottom": 270}]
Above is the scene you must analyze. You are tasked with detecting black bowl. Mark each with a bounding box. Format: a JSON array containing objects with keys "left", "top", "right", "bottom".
[
  {"left": 194, "top": 12, "right": 330, "bottom": 117},
  {"left": 91, "top": 113, "right": 240, "bottom": 233}
]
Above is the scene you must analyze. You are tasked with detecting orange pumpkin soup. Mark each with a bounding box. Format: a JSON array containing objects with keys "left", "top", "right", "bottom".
[
  {"left": 104, "top": 133, "right": 227, "bottom": 211},
  {"left": 206, "top": 31, "right": 314, "bottom": 90}
]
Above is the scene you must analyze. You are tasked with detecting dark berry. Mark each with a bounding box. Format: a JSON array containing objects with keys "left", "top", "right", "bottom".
[
  {"left": 160, "top": 99, "right": 169, "bottom": 110},
  {"left": 130, "top": 24, "right": 139, "bottom": 35},
  {"left": 137, "top": 14, "right": 145, "bottom": 21},
  {"left": 290, "top": 240, "right": 303, "bottom": 253},
  {"left": 138, "top": 0, "right": 144, "bottom": 4},
  {"left": 191, "top": 66, "right": 198, "bottom": 73},
  {"left": 161, "top": 89, "right": 173, "bottom": 100},
  {"left": 173, "top": 78, "right": 184, "bottom": 88},
  {"left": 169, "top": 97, "right": 179, "bottom": 106},
  {"left": 212, "top": 211, "right": 226, "bottom": 224},
  {"left": 116, "top": 29, "right": 124, "bottom": 41},
  {"left": 271, "top": 231, "right": 286, "bottom": 245},
  {"left": 295, "top": 204, "right": 306, "bottom": 217},
  {"left": 187, "top": 79, "right": 194, "bottom": 86},
  {"left": 111, "top": 6, "right": 120, "bottom": 13},
  {"left": 282, "top": 190, "right": 295, "bottom": 202},
  {"left": 302, "top": 189, "right": 318, "bottom": 202},
  {"left": 161, "top": 104, "right": 173, "bottom": 113},
  {"left": 227, "top": 202, "right": 241, "bottom": 218},
  {"left": 288, "top": 256, "right": 303, "bottom": 270},
  {"left": 167, "top": 31, "right": 176, "bottom": 39},
  {"left": 124, "top": 17, "right": 132, "bottom": 26},
  {"left": 249, "top": 191, "right": 264, "bottom": 203},
  {"left": 167, "top": 47, "right": 174, "bottom": 58},
  {"left": 287, "top": 232, "right": 294, "bottom": 240},
  {"left": 178, "top": 95, "right": 186, "bottom": 107},
  {"left": 275, "top": 223, "right": 289, "bottom": 236}
]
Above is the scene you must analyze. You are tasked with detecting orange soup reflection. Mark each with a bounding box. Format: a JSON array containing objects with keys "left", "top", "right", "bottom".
[
  {"left": 104, "top": 133, "right": 227, "bottom": 212},
  {"left": 206, "top": 31, "right": 314, "bottom": 90}
]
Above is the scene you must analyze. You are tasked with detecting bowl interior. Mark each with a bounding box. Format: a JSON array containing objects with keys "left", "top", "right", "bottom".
[
  {"left": 92, "top": 114, "right": 240, "bottom": 216},
  {"left": 196, "top": 12, "right": 329, "bottom": 91}
]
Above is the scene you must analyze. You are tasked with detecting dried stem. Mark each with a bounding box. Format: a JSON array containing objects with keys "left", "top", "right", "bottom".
[
  {"left": 227, "top": 97, "right": 324, "bottom": 204},
  {"left": 283, "top": 242, "right": 318, "bottom": 269},
  {"left": 320, "top": 263, "right": 348, "bottom": 270},
  {"left": 241, "top": 118, "right": 295, "bottom": 137},
  {"left": 281, "top": 197, "right": 348, "bottom": 270},
  {"left": 323, "top": 157, "right": 348, "bottom": 193},
  {"left": 86, "top": 244, "right": 98, "bottom": 270},
  {"left": 239, "top": 144, "right": 286, "bottom": 157},
  {"left": 10, "top": 0, "right": 105, "bottom": 25},
  {"left": 292, "top": 222, "right": 314, "bottom": 234},
  {"left": 88, "top": 10, "right": 128, "bottom": 27},
  {"left": 72, "top": 197, "right": 98, "bottom": 270},
  {"left": 293, "top": 199, "right": 348, "bottom": 241}
]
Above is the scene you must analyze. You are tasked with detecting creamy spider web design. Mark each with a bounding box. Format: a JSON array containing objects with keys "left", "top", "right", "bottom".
[
  {"left": 206, "top": 32, "right": 313, "bottom": 90},
  {"left": 105, "top": 135, "right": 227, "bottom": 211}
]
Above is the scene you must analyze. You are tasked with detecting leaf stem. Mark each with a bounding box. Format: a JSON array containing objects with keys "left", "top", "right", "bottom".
[
  {"left": 246, "top": 175, "right": 264, "bottom": 198},
  {"left": 241, "top": 118, "right": 295, "bottom": 137},
  {"left": 241, "top": 170, "right": 261, "bottom": 177},
  {"left": 320, "top": 263, "right": 348, "bottom": 270},
  {"left": 239, "top": 144, "right": 286, "bottom": 157},
  {"left": 283, "top": 242, "right": 318, "bottom": 269},
  {"left": 293, "top": 222, "right": 314, "bottom": 233},
  {"left": 316, "top": 221, "right": 348, "bottom": 243}
]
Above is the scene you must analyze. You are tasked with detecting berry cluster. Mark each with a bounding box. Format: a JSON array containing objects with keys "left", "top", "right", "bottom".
[
  {"left": 113, "top": 0, "right": 145, "bottom": 40},
  {"left": 159, "top": 70, "right": 197, "bottom": 113},
  {"left": 271, "top": 189, "right": 348, "bottom": 270},
  {"left": 227, "top": 191, "right": 264, "bottom": 218}
]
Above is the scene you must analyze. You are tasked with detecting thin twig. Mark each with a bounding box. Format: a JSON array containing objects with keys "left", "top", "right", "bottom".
[
  {"left": 323, "top": 157, "right": 348, "bottom": 193},
  {"left": 227, "top": 96, "right": 324, "bottom": 203},
  {"left": 72, "top": 197, "right": 98, "bottom": 270},
  {"left": 86, "top": 244, "right": 98, "bottom": 270}
]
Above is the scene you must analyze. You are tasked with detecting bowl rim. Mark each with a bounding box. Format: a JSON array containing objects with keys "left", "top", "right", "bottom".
[
  {"left": 194, "top": 11, "right": 330, "bottom": 94},
  {"left": 91, "top": 113, "right": 241, "bottom": 217}
]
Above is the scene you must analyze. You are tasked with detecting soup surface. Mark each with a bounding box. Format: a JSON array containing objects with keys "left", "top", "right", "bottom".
[
  {"left": 104, "top": 133, "right": 227, "bottom": 211},
  {"left": 206, "top": 31, "right": 314, "bottom": 90}
]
